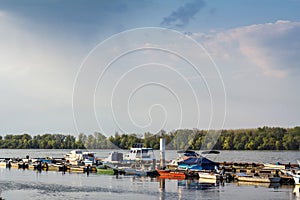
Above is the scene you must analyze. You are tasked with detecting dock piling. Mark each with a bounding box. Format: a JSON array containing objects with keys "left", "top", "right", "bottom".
[{"left": 160, "top": 138, "right": 165, "bottom": 169}]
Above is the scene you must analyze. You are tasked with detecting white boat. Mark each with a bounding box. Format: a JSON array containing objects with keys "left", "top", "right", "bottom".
[
  {"left": 104, "top": 143, "right": 155, "bottom": 164},
  {"left": 293, "top": 176, "right": 300, "bottom": 185},
  {"left": 263, "top": 163, "right": 285, "bottom": 169},
  {"left": 292, "top": 170, "right": 300, "bottom": 185},
  {"left": 198, "top": 172, "right": 220, "bottom": 180},
  {"left": 103, "top": 151, "right": 124, "bottom": 163},
  {"left": 65, "top": 150, "right": 95, "bottom": 166},
  {"left": 280, "top": 169, "right": 300, "bottom": 185},
  {"left": 122, "top": 167, "right": 147, "bottom": 176},
  {"left": 236, "top": 173, "right": 281, "bottom": 183},
  {"left": 123, "top": 143, "right": 155, "bottom": 162},
  {"left": 199, "top": 177, "right": 219, "bottom": 184}
]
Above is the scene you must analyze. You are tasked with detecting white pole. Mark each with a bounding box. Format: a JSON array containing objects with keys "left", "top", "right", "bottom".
[{"left": 160, "top": 138, "right": 165, "bottom": 169}]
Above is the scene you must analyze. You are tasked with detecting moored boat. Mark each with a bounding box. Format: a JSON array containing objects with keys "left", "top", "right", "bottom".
[
  {"left": 293, "top": 176, "right": 300, "bottom": 185},
  {"left": 0, "top": 159, "right": 9, "bottom": 168},
  {"left": 280, "top": 169, "right": 300, "bottom": 185},
  {"left": 96, "top": 166, "right": 115, "bottom": 175},
  {"left": 157, "top": 169, "right": 186, "bottom": 179},
  {"left": 198, "top": 172, "right": 220, "bottom": 180},
  {"left": 263, "top": 162, "right": 286, "bottom": 170},
  {"left": 68, "top": 166, "right": 86, "bottom": 173},
  {"left": 104, "top": 144, "right": 155, "bottom": 164},
  {"left": 236, "top": 173, "right": 280, "bottom": 183},
  {"left": 292, "top": 171, "right": 300, "bottom": 185},
  {"left": 65, "top": 150, "right": 96, "bottom": 166}
]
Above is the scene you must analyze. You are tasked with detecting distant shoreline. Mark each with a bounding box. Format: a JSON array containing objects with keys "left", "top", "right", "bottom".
[{"left": 0, "top": 126, "right": 299, "bottom": 150}]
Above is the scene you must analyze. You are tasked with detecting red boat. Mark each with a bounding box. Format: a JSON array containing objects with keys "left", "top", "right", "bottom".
[{"left": 157, "top": 170, "right": 186, "bottom": 179}]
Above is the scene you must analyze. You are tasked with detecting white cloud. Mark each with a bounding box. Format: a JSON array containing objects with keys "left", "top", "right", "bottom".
[{"left": 194, "top": 20, "right": 300, "bottom": 78}]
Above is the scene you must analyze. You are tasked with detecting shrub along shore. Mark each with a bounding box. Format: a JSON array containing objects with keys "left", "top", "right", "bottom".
[{"left": 0, "top": 126, "right": 299, "bottom": 150}]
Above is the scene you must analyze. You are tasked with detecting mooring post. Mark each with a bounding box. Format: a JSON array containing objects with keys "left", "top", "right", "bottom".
[{"left": 160, "top": 138, "right": 165, "bottom": 169}]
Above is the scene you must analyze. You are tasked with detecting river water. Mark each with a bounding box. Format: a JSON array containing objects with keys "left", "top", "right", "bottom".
[{"left": 0, "top": 149, "right": 299, "bottom": 200}]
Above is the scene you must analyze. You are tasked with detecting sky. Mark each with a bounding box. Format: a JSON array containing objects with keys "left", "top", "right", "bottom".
[{"left": 0, "top": 0, "right": 299, "bottom": 137}]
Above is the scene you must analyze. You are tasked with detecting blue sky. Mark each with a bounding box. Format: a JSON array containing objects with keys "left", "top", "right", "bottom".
[{"left": 0, "top": 0, "right": 299, "bottom": 136}]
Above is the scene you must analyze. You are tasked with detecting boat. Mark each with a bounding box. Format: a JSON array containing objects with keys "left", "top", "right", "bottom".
[
  {"left": 96, "top": 165, "right": 115, "bottom": 175},
  {"left": 123, "top": 143, "right": 155, "bottom": 162},
  {"left": 236, "top": 173, "right": 281, "bottom": 183},
  {"left": 177, "top": 156, "right": 219, "bottom": 171},
  {"left": 114, "top": 162, "right": 157, "bottom": 176},
  {"left": 280, "top": 169, "right": 300, "bottom": 185},
  {"left": 166, "top": 150, "right": 199, "bottom": 170},
  {"left": 290, "top": 170, "right": 300, "bottom": 185},
  {"left": 199, "top": 177, "right": 220, "bottom": 184},
  {"left": 0, "top": 159, "right": 9, "bottom": 168},
  {"left": 263, "top": 162, "right": 286, "bottom": 170},
  {"left": 122, "top": 167, "right": 147, "bottom": 176},
  {"left": 167, "top": 150, "right": 219, "bottom": 171},
  {"left": 103, "top": 151, "right": 124, "bottom": 163},
  {"left": 293, "top": 175, "right": 300, "bottom": 185},
  {"left": 157, "top": 169, "right": 186, "bottom": 179},
  {"left": 198, "top": 172, "right": 220, "bottom": 180},
  {"left": 65, "top": 150, "right": 95, "bottom": 166},
  {"left": 104, "top": 144, "right": 155, "bottom": 164},
  {"left": 68, "top": 166, "right": 86, "bottom": 173}
]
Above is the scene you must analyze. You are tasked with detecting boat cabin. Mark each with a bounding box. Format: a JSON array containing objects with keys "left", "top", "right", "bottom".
[
  {"left": 124, "top": 143, "right": 154, "bottom": 161},
  {"left": 65, "top": 150, "right": 95, "bottom": 166}
]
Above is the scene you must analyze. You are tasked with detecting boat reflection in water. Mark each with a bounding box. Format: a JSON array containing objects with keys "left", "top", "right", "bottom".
[
  {"left": 178, "top": 178, "right": 219, "bottom": 190},
  {"left": 157, "top": 178, "right": 220, "bottom": 200},
  {"left": 236, "top": 181, "right": 281, "bottom": 189},
  {"left": 294, "top": 185, "right": 300, "bottom": 198}
]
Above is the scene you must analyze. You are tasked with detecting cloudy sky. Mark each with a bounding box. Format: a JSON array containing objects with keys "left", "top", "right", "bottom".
[{"left": 0, "top": 0, "right": 299, "bottom": 137}]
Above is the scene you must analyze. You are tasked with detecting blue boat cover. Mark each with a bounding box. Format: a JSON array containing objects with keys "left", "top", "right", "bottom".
[{"left": 177, "top": 157, "right": 218, "bottom": 170}]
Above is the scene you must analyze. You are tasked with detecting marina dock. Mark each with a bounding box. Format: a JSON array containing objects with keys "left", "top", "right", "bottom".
[{"left": 0, "top": 156, "right": 298, "bottom": 185}]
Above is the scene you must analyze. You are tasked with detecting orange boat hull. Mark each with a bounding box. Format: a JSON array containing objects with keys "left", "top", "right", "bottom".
[{"left": 158, "top": 170, "right": 186, "bottom": 179}]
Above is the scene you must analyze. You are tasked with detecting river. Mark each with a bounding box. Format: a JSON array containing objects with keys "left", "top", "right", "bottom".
[{"left": 0, "top": 149, "right": 299, "bottom": 200}]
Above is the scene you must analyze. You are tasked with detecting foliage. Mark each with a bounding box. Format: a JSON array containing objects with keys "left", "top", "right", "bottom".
[{"left": 0, "top": 126, "right": 299, "bottom": 150}]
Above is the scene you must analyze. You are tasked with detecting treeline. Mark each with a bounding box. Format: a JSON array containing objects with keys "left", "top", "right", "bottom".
[{"left": 0, "top": 126, "right": 299, "bottom": 150}]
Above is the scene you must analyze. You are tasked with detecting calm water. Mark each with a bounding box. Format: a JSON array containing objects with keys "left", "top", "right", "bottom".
[{"left": 0, "top": 149, "right": 300, "bottom": 200}]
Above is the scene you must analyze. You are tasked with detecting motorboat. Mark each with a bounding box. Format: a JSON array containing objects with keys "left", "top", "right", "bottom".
[
  {"left": 104, "top": 143, "right": 155, "bottom": 164},
  {"left": 236, "top": 173, "right": 280, "bottom": 183},
  {"left": 65, "top": 150, "right": 95, "bottom": 166},
  {"left": 198, "top": 171, "right": 220, "bottom": 180},
  {"left": 167, "top": 150, "right": 219, "bottom": 171},
  {"left": 280, "top": 169, "right": 300, "bottom": 185},
  {"left": 263, "top": 162, "right": 286, "bottom": 170},
  {"left": 123, "top": 143, "right": 155, "bottom": 162},
  {"left": 157, "top": 169, "right": 186, "bottom": 179}
]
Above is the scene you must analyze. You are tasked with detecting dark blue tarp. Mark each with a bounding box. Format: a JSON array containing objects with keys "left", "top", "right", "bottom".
[{"left": 178, "top": 157, "right": 216, "bottom": 165}]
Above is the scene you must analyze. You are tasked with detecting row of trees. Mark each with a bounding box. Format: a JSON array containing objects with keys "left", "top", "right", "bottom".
[{"left": 0, "top": 126, "right": 299, "bottom": 150}]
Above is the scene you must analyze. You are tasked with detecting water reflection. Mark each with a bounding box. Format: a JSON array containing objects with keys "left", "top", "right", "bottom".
[
  {"left": 236, "top": 181, "right": 281, "bottom": 189},
  {"left": 294, "top": 185, "right": 300, "bottom": 198},
  {"left": 178, "top": 178, "right": 219, "bottom": 190},
  {"left": 159, "top": 179, "right": 166, "bottom": 200}
]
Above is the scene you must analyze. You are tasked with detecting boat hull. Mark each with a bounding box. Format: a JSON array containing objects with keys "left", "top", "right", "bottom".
[
  {"left": 293, "top": 176, "right": 300, "bottom": 185},
  {"left": 158, "top": 170, "right": 186, "bottom": 179},
  {"left": 237, "top": 176, "right": 280, "bottom": 183},
  {"left": 96, "top": 168, "right": 115, "bottom": 175},
  {"left": 198, "top": 172, "right": 220, "bottom": 180}
]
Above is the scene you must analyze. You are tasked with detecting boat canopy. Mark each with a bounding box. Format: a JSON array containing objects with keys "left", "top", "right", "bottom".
[
  {"left": 178, "top": 157, "right": 217, "bottom": 165},
  {"left": 177, "top": 150, "right": 199, "bottom": 157}
]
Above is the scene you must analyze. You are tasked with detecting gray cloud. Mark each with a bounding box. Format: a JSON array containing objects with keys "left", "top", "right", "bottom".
[{"left": 161, "top": 0, "right": 206, "bottom": 28}]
